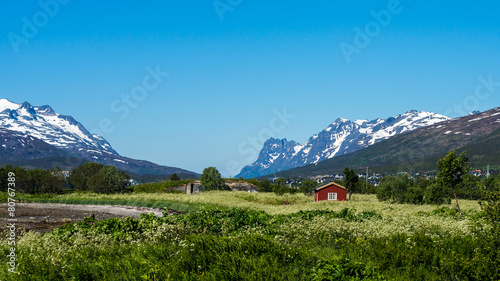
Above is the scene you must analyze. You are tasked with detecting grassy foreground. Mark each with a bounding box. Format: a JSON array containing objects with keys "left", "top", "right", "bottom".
[{"left": 1, "top": 192, "right": 497, "bottom": 280}]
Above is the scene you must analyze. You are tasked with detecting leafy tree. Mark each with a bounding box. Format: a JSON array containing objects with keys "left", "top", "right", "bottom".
[
  {"left": 273, "top": 178, "right": 288, "bottom": 196},
  {"left": 169, "top": 173, "right": 181, "bottom": 181},
  {"left": 343, "top": 167, "right": 359, "bottom": 200},
  {"left": 87, "top": 166, "right": 129, "bottom": 194},
  {"left": 377, "top": 174, "right": 413, "bottom": 203},
  {"left": 69, "top": 162, "right": 105, "bottom": 190},
  {"left": 475, "top": 190, "right": 500, "bottom": 279},
  {"left": 257, "top": 179, "right": 273, "bottom": 192},
  {"left": 437, "top": 150, "right": 469, "bottom": 217},
  {"left": 405, "top": 186, "right": 424, "bottom": 204},
  {"left": 1, "top": 165, "right": 66, "bottom": 194},
  {"left": 456, "top": 174, "right": 482, "bottom": 200},
  {"left": 0, "top": 165, "right": 12, "bottom": 192},
  {"left": 358, "top": 178, "right": 378, "bottom": 194},
  {"left": 40, "top": 173, "right": 66, "bottom": 194},
  {"left": 300, "top": 179, "right": 317, "bottom": 196},
  {"left": 483, "top": 175, "right": 498, "bottom": 192},
  {"left": 275, "top": 178, "right": 286, "bottom": 187},
  {"left": 200, "top": 167, "right": 227, "bottom": 191},
  {"left": 424, "top": 183, "right": 450, "bottom": 205}
]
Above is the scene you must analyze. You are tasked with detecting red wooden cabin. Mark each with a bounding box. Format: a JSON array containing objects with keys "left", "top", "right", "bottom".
[{"left": 314, "top": 182, "right": 347, "bottom": 202}]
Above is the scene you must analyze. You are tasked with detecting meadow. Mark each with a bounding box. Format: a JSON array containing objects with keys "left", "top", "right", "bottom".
[{"left": 1, "top": 192, "right": 498, "bottom": 280}]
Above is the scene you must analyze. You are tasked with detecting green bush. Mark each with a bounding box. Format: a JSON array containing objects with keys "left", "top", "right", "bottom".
[
  {"left": 87, "top": 166, "right": 129, "bottom": 194},
  {"left": 424, "top": 183, "right": 451, "bottom": 205},
  {"left": 200, "top": 167, "right": 227, "bottom": 191},
  {"left": 311, "top": 256, "right": 383, "bottom": 280},
  {"left": 0, "top": 165, "right": 66, "bottom": 194},
  {"left": 377, "top": 175, "right": 413, "bottom": 203},
  {"left": 300, "top": 179, "right": 318, "bottom": 196},
  {"left": 474, "top": 191, "right": 500, "bottom": 279},
  {"left": 69, "top": 162, "right": 105, "bottom": 190},
  {"left": 405, "top": 186, "right": 424, "bottom": 204}
]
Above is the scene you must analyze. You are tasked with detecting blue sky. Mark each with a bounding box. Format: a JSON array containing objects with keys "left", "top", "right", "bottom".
[{"left": 1, "top": 0, "right": 500, "bottom": 177}]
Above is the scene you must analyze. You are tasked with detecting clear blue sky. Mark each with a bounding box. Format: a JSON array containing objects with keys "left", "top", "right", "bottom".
[{"left": 1, "top": 1, "right": 500, "bottom": 177}]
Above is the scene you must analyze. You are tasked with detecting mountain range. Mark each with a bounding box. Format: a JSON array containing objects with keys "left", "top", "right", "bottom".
[
  {"left": 0, "top": 99, "right": 198, "bottom": 177},
  {"left": 236, "top": 110, "right": 450, "bottom": 178},
  {"left": 268, "top": 107, "right": 500, "bottom": 178}
]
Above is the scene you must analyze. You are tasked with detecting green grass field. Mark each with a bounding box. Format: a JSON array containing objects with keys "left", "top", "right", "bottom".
[{"left": 1, "top": 192, "right": 497, "bottom": 280}]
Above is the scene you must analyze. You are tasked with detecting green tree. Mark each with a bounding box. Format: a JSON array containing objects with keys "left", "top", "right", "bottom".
[
  {"left": 169, "top": 173, "right": 181, "bottom": 181},
  {"left": 69, "top": 162, "right": 105, "bottom": 190},
  {"left": 273, "top": 178, "right": 288, "bottom": 195},
  {"left": 424, "top": 183, "right": 450, "bottom": 205},
  {"left": 200, "top": 167, "right": 226, "bottom": 191},
  {"left": 300, "top": 179, "right": 317, "bottom": 196},
  {"left": 0, "top": 165, "right": 12, "bottom": 192},
  {"left": 377, "top": 175, "right": 414, "bottom": 203},
  {"left": 483, "top": 175, "right": 498, "bottom": 192},
  {"left": 275, "top": 178, "right": 286, "bottom": 187},
  {"left": 405, "top": 186, "right": 424, "bottom": 204},
  {"left": 475, "top": 190, "right": 500, "bottom": 279},
  {"left": 40, "top": 173, "right": 66, "bottom": 194},
  {"left": 257, "top": 179, "right": 273, "bottom": 192},
  {"left": 87, "top": 166, "right": 129, "bottom": 194},
  {"left": 437, "top": 150, "right": 469, "bottom": 217},
  {"left": 343, "top": 167, "right": 359, "bottom": 200},
  {"left": 456, "top": 174, "right": 482, "bottom": 200},
  {"left": 2, "top": 166, "right": 67, "bottom": 194}
]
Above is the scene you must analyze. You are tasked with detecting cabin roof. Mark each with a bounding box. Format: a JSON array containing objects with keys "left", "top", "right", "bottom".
[{"left": 314, "top": 181, "right": 347, "bottom": 192}]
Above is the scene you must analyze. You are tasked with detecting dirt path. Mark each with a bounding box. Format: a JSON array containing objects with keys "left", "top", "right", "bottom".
[{"left": 0, "top": 203, "right": 166, "bottom": 233}]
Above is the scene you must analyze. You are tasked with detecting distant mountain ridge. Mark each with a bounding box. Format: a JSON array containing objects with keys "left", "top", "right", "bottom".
[
  {"left": 0, "top": 99, "right": 116, "bottom": 154},
  {"left": 0, "top": 99, "right": 198, "bottom": 177},
  {"left": 236, "top": 110, "right": 450, "bottom": 178},
  {"left": 268, "top": 107, "right": 500, "bottom": 178}
]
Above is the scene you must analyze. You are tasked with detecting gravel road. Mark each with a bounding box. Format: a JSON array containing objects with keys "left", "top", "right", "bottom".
[{"left": 0, "top": 203, "right": 165, "bottom": 233}]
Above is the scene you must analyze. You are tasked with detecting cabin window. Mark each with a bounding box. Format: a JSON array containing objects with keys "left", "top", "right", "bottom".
[{"left": 328, "top": 192, "right": 337, "bottom": 201}]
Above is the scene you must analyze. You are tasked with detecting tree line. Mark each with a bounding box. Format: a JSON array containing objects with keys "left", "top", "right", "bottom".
[
  {"left": 0, "top": 165, "right": 67, "bottom": 194},
  {"left": 0, "top": 163, "right": 131, "bottom": 194}
]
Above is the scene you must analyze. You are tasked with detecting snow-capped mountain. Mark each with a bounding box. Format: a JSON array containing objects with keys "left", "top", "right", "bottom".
[
  {"left": 0, "top": 99, "right": 115, "bottom": 154},
  {"left": 0, "top": 99, "right": 198, "bottom": 176},
  {"left": 236, "top": 110, "right": 450, "bottom": 178}
]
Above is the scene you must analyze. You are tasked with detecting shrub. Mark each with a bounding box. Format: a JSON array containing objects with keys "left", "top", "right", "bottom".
[
  {"left": 87, "top": 166, "right": 129, "bottom": 194},
  {"left": 69, "top": 162, "right": 105, "bottom": 190},
  {"left": 200, "top": 167, "right": 227, "bottom": 191},
  {"left": 424, "top": 183, "right": 451, "bottom": 205},
  {"left": 169, "top": 173, "right": 181, "bottom": 181},
  {"left": 300, "top": 179, "right": 318, "bottom": 196},
  {"left": 377, "top": 175, "right": 413, "bottom": 203},
  {"left": 405, "top": 187, "right": 424, "bottom": 204}
]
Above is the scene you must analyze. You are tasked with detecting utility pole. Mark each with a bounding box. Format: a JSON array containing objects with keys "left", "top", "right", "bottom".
[
  {"left": 487, "top": 165, "right": 490, "bottom": 178},
  {"left": 366, "top": 167, "right": 368, "bottom": 190}
]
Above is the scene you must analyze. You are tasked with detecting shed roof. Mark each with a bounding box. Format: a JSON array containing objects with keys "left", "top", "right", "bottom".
[{"left": 314, "top": 181, "right": 347, "bottom": 192}]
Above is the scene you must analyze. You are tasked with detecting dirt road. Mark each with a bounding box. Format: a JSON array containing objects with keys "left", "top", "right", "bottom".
[{"left": 0, "top": 203, "right": 165, "bottom": 233}]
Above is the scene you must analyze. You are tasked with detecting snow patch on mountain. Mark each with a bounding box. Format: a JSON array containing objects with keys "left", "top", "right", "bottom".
[
  {"left": 0, "top": 99, "right": 116, "bottom": 154},
  {"left": 235, "top": 110, "right": 450, "bottom": 179}
]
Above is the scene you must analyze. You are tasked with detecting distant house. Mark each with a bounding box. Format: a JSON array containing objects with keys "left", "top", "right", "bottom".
[{"left": 314, "top": 182, "right": 347, "bottom": 202}]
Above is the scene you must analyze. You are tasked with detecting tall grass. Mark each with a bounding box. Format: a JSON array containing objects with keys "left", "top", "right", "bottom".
[
  {"left": 18, "top": 191, "right": 480, "bottom": 214},
  {"left": 0, "top": 196, "right": 495, "bottom": 280}
]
